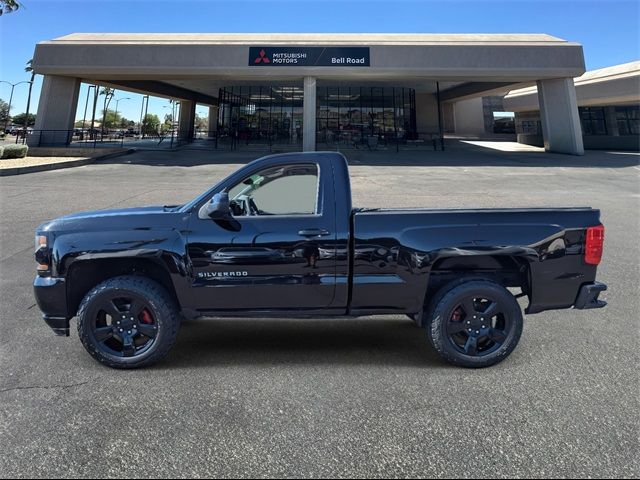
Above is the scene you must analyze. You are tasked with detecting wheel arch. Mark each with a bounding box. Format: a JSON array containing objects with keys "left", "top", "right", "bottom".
[
  {"left": 417, "top": 254, "right": 531, "bottom": 326},
  {"left": 66, "top": 257, "right": 180, "bottom": 318}
]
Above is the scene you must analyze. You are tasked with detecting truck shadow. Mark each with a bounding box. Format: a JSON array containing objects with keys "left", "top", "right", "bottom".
[{"left": 161, "top": 317, "right": 444, "bottom": 369}]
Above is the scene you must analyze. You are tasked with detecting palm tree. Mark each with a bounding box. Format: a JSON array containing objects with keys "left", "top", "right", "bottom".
[
  {"left": 99, "top": 87, "right": 115, "bottom": 137},
  {"left": 23, "top": 59, "right": 35, "bottom": 137},
  {"left": 1, "top": 1, "right": 21, "bottom": 16}
]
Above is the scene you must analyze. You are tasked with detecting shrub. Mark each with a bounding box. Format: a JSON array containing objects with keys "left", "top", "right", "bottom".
[{"left": 1, "top": 144, "right": 28, "bottom": 159}]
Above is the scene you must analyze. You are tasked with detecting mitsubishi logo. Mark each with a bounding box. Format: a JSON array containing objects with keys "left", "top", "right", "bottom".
[{"left": 254, "top": 49, "right": 270, "bottom": 64}]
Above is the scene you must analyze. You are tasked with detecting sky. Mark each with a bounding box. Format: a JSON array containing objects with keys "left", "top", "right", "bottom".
[{"left": 0, "top": 0, "right": 638, "bottom": 124}]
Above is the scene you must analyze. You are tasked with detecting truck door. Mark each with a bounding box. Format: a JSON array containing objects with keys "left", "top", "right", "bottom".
[{"left": 186, "top": 159, "right": 340, "bottom": 311}]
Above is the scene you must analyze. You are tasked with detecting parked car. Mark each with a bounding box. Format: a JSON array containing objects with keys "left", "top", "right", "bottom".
[
  {"left": 14, "top": 128, "right": 33, "bottom": 138},
  {"left": 33, "top": 152, "right": 607, "bottom": 369}
]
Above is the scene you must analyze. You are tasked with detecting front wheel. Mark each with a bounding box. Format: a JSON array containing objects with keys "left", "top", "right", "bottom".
[
  {"left": 426, "top": 280, "right": 523, "bottom": 368},
  {"left": 77, "top": 276, "right": 180, "bottom": 369}
]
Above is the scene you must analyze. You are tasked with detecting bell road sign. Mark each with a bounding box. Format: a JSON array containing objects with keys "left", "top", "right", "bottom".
[{"left": 249, "top": 47, "right": 370, "bottom": 67}]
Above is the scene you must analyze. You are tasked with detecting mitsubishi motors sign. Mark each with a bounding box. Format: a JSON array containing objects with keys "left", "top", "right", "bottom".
[{"left": 249, "top": 47, "right": 370, "bottom": 67}]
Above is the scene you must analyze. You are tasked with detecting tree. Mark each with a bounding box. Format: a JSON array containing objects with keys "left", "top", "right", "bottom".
[
  {"left": 163, "top": 113, "right": 173, "bottom": 132},
  {"left": 24, "top": 59, "right": 36, "bottom": 131},
  {"left": 195, "top": 113, "right": 208, "bottom": 131},
  {"left": 0, "top": 0, "right": 20, "bottom": 15},
  {"left": 11, "top": 112, "right": 36, "bottom": 127},
  {"left": 141, "top": 113, "right": 160, "bottom": 135},
  {"left": 99, "top": 87, "right": 115, "bottom": 134},
  {"left": 101, "top": 108, "right": 123, "bottom": 130},
  {"left": 0, "top": 99, "right": 9, "bottom": 126}
]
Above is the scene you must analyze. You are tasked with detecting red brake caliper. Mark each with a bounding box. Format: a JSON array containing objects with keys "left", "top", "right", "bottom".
[
  {"left": 451, "top": 307, "right": 462, "bottom": 322},
  {"left": 139, "top": 309, "right": 154, "bottom": 325}
]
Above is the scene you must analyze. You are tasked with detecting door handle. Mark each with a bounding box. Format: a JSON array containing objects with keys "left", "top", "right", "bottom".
[{"left": 298, "top": 228, "right": 331, "bottom": 237}]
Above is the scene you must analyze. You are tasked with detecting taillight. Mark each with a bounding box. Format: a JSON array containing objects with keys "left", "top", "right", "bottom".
[{"left": 584, "top": 224, "right": 605, "bottom": 265}]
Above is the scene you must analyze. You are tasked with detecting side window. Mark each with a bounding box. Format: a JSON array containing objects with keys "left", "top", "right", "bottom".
[{"left": 228, "top": 164, "right": 319, "bottom": 216}]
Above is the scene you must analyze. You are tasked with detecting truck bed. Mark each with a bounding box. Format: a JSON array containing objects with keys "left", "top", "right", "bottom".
[{"left": 350, "top": 206, "right": 601, "bottom": 315}]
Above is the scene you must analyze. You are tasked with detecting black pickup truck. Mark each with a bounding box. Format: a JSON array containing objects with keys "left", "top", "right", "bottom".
[{"left": 34, "top": 152, "right": 607, "bottom": 369}]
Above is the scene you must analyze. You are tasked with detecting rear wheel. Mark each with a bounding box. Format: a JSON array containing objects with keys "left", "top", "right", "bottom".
[
  {"left": 426, "top": 280, "right": 523, "bottom": 368},
  {"left": 77, "top": 276, "right": 180, "bottom": 369}
]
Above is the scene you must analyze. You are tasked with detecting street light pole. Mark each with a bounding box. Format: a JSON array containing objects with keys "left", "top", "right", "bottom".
[
  {"left": 139, "top": 95, "right": 148, "bottom": 139},
  {"left": 1, "top": 80, "right": 32, "bottom": 133},
  {"left": 172, "top": 100, "right": 177, "bottom": 148},
  {"left": 113, "top": 97, "right": 130, "bottom": 130},
  {"left": 81, "top": 85, "right": 95, "bottom": 140},
  {"left": 114, "top": 97, "right": 130, "bottom": 146},
  {"left": 143, "top": 95, "right": 149, "bottom": 138},
  {"left": 197, "top": 110, "right": 207, "bottom": 139},
  {"left": 89, "top": 87, "right": 99, "bottom": 144}
]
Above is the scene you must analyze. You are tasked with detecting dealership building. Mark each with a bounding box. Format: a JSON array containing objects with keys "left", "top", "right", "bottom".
[
  {"left": 31, "top": 33, "right": 590, "bottom": 154},
  {"left": 504, "top": 61, "right": 639, "bottom": 151}
]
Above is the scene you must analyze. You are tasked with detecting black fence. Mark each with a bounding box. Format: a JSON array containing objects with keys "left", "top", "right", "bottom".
[
  {"left": 7, "top": 129, "right": 188, "bottom": 150},
  {"left": 3, "top": 128, "right": 445, "bottom": 152},
  {"left": 206, "top": 130, "right": 445, "bottom": 152}
]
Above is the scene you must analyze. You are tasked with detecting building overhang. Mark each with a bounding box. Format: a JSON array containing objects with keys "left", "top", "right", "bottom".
[
  {"left": 31, "top": 33, "right": 586, "bottom": 103},
  {"left": 504, "top": 61, "right": 640, "bottom": 111}
]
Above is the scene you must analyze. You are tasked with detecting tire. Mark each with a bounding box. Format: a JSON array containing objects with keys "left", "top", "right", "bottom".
[
  {"left": 77, "top": 275, "right": 180, "bottom": 369},
  {"left": 425, "top": 279, "right": 523, "bottom": 368}
]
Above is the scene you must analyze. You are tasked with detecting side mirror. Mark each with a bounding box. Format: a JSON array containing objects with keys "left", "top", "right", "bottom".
[
  {"left": 198, "top": 192, "right": 241, "bottom": 231},
  {"left": 200, "top": 192, "right": 232, "bottom": 220}
]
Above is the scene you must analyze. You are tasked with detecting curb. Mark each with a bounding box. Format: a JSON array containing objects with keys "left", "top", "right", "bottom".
[{"left": 0, "top": 148, "right": 137, "bottom": 176}]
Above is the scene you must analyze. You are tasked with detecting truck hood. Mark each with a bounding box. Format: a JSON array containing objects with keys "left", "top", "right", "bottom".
[{"left": 37, "top": 206, "right": 187, "bottom": 234}]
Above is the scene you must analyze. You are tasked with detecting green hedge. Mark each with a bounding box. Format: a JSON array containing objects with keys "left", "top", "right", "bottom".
[{"left": 1, "top": 144, "right": 29, "bottom": 159}]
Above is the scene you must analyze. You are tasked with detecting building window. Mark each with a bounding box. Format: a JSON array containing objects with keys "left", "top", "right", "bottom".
[
  {"left": 615, "top": 106, "right": 639, "bottom": 136},
  {"left": 579, "top": 107, "right": 607, "bottom": 135},
  {"left": 315, "top": 86, "right": 416, "bottom": 147},
  {"left": 517, "top": 120, "right": 540, "bottom": 135},
  {"left": 216, "top": 85, "right": 417, "bottom": 146}
]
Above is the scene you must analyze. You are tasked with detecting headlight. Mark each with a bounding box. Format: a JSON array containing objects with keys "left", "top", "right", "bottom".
[
  {"left": 35, "top": 234, "right": 47, "bottom": 251},
  {"left": 35, "top": 234, "right": 50, "bottom": 272}
]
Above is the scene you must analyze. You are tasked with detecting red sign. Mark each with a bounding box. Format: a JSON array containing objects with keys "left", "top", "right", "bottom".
[{"left": 254, "top": 49, "right": 270, "bottom": 64}]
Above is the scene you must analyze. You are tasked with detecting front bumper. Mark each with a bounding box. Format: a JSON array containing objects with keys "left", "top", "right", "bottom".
[
  {"left": 34, "top": 276, "right": 70, "bottom": 336},
  {"left": 574, "top": 281, "right": 607, "bottom": 310}
]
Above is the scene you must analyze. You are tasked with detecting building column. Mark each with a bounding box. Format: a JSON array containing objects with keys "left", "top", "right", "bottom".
[
  {"left": 28, "top": 75, "right": 81, "bottom": 147},
  {"left": 208, "top": 105, "right": 218, "bottom": 138},
  {"left": 178, "top": 100, "right": 196, "bottom": 142},
  {"left": 303, "top": 77, "right": 316, "bottom": 152},
  {"left": 452, "top": 97, "right": 486, "bottom": 135},
  {"left": 537, "top": 78, "right": 584, "bottom": 155}
]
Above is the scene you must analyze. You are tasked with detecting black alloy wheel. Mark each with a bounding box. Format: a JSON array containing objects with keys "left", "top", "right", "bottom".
[
  {"left": 426, "top": 279, "right": 523, "bottom": 368},
  {"left": 446, "top": 295, "right": 511, "bottom": 357},
  {"left": 89, "top": 293, "right": 158, "bottom": 358},
  {"left": 77, "top": 276, "right": 180, "bottom": 369}
]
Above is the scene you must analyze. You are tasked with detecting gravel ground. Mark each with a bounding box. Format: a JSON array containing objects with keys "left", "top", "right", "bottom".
[
  {"left": 0, "top": 143, "right": 638, "bottom": 478},
  {"left": 0, "top": 156, "right": 89, "bottom": 169}
]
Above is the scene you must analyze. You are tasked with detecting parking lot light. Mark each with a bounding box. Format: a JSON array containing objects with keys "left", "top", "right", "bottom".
[
  {"left": 114, "top": 97, "right": 131, "bottom": 133},
  {"left": 1, "top": 80, "right": 33, "bottom": 133}
]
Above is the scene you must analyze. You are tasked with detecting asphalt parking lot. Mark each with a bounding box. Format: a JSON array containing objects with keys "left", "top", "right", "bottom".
[{"left": 1, "top": 143, "right": 638, "bottom": 478}]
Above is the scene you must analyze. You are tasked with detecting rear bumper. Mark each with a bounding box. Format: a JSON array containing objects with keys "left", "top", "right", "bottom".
[
  {"left": 574, "top": 281, "right": 607, "bottom": 310},
  {"left": 34, "top": 276, "right": 70, "bottom": 336}
]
